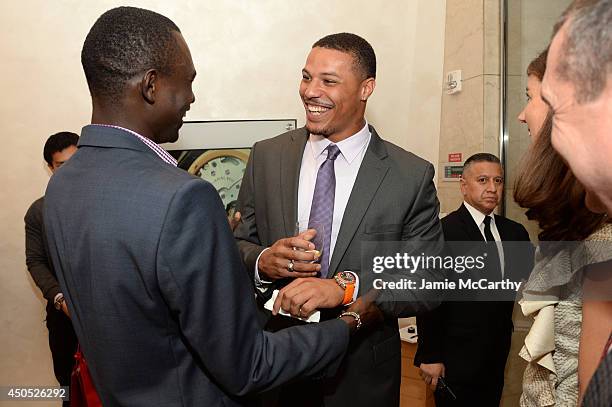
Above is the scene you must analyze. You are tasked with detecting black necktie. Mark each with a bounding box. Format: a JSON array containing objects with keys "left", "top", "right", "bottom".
[
  {"left": 483, "top": 216, "right": 495, "bottom": 242},
  {"left": 483, "top": 216, "right": 502, "bottom": 278}
]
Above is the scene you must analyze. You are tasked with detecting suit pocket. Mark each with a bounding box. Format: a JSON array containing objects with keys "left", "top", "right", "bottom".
[{"left": 364, "top": 223, "right": 402, "bottom": 234}]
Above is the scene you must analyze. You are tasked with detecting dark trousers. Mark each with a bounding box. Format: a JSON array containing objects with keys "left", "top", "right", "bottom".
[
  {"left": 434, "top": 333, "right": 511, "bottom": 407},
  {"left": 45, "top": 303, "right": 78, "bottom": 407},
  {"left": 434, "top": 380, "right": 504, "bottom": 407}
]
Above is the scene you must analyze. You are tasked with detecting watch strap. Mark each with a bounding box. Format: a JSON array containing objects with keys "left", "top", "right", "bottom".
[{"left": 342, "top": 284, "right": 355, "bottom": 305}]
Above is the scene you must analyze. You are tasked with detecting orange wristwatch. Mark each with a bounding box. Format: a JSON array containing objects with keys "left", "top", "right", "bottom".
[{"left": 335, "top": 271, "right": 356, "bottom": 305}]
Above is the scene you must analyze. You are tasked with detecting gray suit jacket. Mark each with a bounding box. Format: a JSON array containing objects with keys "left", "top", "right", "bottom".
[
  {"left": 234, "top": 125, "right": 444, "bottom": 406},
  {"left": 43, "top": 125, "right": 350, "bottom": 407}
]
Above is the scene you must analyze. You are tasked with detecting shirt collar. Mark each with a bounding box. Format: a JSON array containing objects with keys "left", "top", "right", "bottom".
[
  {"left": 90, "top": 124, "right": 178, "bottom": 167},
  {"left": 463, "top": 201, "right": 495, "bottom": 227},
  {"left": 308, "top": 121, "right": 371, "bottom": 163}
]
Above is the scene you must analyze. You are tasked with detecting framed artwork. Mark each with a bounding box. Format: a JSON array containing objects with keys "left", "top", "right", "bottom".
[{"left": 162, "top": 119, "right": 297, "bottom": 216}]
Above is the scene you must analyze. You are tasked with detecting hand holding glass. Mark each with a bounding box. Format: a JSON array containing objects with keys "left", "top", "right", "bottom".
[{"left": 294, "top": 220, "right": 323, "bottom": 263}]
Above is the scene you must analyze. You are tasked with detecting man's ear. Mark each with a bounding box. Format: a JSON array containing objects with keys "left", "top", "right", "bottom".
[
  {"left": 360, "top": 78, "right": 376, "bottom": 101},
  {"left": 141, "top": 69, "right": 158, "bottom": 104},
  {"left": 459, "top": 176, "right": 467, "bottom": 196}
]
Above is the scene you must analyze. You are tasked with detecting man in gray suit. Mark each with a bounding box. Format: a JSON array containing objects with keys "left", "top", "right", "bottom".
[
  {"left": 235, "top": 33, "right": 444, "bottom": 406},
  {"left": 43, "top": 7, "right": 378, "bottom": 407}
]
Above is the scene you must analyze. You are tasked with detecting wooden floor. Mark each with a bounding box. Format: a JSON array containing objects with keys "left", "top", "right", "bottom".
[{"left": 401, "top": 341, "right": 435, "bottom": 407}]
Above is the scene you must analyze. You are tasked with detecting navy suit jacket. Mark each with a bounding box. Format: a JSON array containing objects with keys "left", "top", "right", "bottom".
[{"left": 44, "top": 125, "right": 350, "bottom": 407}]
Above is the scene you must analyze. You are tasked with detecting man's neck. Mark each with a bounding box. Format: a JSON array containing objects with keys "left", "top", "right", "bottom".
[
  {"left": 91, "top": 106, "right": 154, "bottom": 142},
  {"left": 325, "top": 118, "right": 367, "bottom": 143},
  {"left": 464, "top": 201, "right": 494, "bottom": 217}
]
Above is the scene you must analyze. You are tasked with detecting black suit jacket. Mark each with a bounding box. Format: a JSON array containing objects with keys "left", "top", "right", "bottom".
[
  {"left": 43, "top": 125, "right": 351, "bottom": 407},
  {"left": 415, "top": 204, "right": 533, "bottom": 383},
  {"left": 234, "top": 125, "right": 445, "bottom": 406}
]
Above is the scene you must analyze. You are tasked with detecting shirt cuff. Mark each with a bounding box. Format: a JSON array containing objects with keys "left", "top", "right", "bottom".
[{"left": 254, "top": 247, "right": 273, "bottom": 287}]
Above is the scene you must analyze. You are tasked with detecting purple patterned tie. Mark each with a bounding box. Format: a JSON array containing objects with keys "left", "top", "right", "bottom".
[{"left": 309, "top": 144, "right": 341, "bottom": 278}]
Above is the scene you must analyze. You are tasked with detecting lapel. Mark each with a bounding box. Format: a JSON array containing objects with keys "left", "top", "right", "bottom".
[
  {"left": 280, "top": 128, "right": 308, "bottom": 237},
  {"left": 493, "top": 215, "right": 510, "bottom": 240},
  {"left": 327, "top": 125, "right": 390, "bottom": 277},
  {"left": 457, "top": 203, "right": 486, "bottom": 242},
  {"left": 494, "top": 214, "right": 515, "bottom": 275}
]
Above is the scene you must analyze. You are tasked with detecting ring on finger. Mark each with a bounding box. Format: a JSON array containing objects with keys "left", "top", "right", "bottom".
[{"left": 287, "top": 260, "right": 294, "bottom": 272}]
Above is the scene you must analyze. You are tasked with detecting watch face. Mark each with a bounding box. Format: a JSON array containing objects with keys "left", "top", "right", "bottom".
[
  {"left": 194, "top": 154, "right": 246, "bottom": 208},
  {"left": 175, "top": 149, "right": 250, "bottom": 211},
  {"left": 340, "top": 271, "right": 356, "bottom": 283}
]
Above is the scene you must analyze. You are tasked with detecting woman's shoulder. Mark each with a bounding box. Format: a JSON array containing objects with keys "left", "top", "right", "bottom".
[{"left": 585, "top": 222, "right": 612, "bottom": 241}]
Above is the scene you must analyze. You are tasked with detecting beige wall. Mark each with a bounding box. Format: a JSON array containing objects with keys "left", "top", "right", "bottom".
[
  {"left": 437, "top": 0, "right": 502, "bottom": 214},
  {"left": 0, "top": 1, "right": 446, "bottom": 403}
]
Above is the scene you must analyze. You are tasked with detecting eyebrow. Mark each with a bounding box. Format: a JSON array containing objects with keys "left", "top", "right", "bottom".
[
  {"left": 301, "top": 69, "right": 340, "bottom": 78},
  {"left": 320, "top": 71, "right": 340, "bottom": 77}
]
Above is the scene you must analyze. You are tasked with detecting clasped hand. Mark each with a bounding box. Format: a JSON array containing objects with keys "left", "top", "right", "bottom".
[
  {"left": 258, "top": 230, "right": 321, "bottom": 280},
  {"left": 272, "top": 278, "right": 344, "bottom": 318}
]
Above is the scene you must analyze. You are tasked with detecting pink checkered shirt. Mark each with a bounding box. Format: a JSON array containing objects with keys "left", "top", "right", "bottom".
[{"left": 91, "top": 124, "right": 178, "bottom": 167}]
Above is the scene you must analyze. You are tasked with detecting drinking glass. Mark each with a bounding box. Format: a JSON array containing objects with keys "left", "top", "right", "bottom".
[{"left": 294, "top": 219, "right": 324, "bottom": 263}]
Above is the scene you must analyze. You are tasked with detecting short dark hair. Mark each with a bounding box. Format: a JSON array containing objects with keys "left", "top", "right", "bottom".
[
  {"left": 313, "top": 33, "right": 376, "bottom": 79},
  {"left": 81, "top": 6, "right": 181, "bottom": 102},
  {"left": 462, "top": 153, "right": 501, "bottom": 176},
  {"left": 43, "top": 132, "right": 79, "bottom": 165},
  {"left": 554, "top": 0, "right": 612, "bottom": 103}
]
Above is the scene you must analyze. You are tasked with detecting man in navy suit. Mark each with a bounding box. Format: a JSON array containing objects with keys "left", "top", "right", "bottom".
[
  {"left": 415, "top": 153, "right": 533, "bottom": 406},
  {"left": 43, "top": 7, "right": 376, "bottom": 406}
]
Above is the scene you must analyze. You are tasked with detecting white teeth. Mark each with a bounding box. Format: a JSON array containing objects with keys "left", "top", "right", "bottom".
[{"left": 307, "top": 104, "right": 330, "bottom": 113}]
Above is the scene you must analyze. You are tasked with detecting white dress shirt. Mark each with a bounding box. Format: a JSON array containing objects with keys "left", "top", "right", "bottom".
[
  {"left": 463, "top": 201, "right": 505, "bottom": 277},
  {"left": 297, "top": 122, "right": 371, "bottom": 257},
  {"left": 254, "top": 122, "right": 371, "bottom": 296}
]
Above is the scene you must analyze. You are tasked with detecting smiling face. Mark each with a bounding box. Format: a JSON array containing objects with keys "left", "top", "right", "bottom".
[
  {"left": 460, "top": 161, "right": 504, "bottom": 215},
  {"left": 517, "top": 74, "right": 550, "bottom": 139},
  {"left": 299, "top": 47, "right": 375, "bottom": 143}
]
